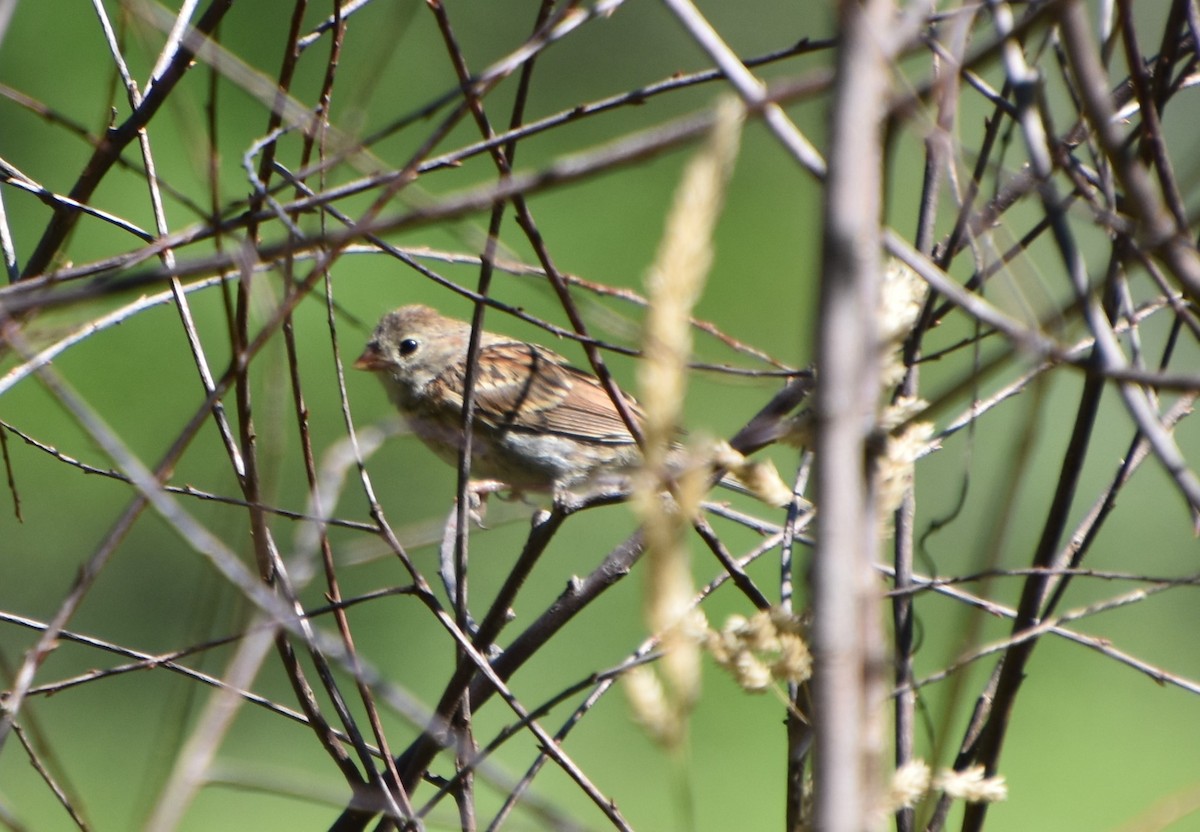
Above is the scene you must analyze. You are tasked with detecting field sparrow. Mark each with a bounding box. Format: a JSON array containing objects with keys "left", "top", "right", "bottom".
[{"left": 355, "top": 305, "right": 644, "bottom": 495}]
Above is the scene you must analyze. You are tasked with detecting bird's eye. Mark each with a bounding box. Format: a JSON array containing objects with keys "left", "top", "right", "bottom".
[{"left": 399, "top": 338, "right": 420, "bottom": 357}]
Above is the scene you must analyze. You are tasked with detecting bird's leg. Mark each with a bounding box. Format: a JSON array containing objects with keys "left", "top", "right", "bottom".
[{"left": 466, "top": 478, "right": 520, "bottom": 525}]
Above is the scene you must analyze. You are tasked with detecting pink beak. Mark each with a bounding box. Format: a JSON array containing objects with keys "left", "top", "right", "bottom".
[{"left": 353, "top": 345, "right": 388, "bottom": 371}]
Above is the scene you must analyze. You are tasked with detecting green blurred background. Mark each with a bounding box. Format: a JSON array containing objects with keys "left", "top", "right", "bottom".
[{"left": 2, "top": 1, "right": 1200, "bottom": 830}]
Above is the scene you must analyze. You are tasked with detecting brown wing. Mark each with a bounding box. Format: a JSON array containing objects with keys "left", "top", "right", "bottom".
[{"left": 432, "top": 342, "right": 640, "bottom": 445}]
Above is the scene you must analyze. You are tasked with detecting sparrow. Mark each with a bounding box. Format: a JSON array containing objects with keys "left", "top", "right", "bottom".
[{"left": 354, "top": 304, "right": 644, "bottom": 495}]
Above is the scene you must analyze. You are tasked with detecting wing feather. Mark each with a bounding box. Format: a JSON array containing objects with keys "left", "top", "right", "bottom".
[{"left": 431, "top": 342, "right": 640, "bottom": 445}]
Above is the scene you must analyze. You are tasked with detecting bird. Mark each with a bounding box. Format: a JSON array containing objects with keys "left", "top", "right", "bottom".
[{"left": 354, "top": 304, "right": 646, "bottom": 497}]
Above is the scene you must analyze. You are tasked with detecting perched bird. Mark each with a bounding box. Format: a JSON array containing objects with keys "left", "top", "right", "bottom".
[{"left": 354, "top": 304, "right": 645, "bottom": 496}]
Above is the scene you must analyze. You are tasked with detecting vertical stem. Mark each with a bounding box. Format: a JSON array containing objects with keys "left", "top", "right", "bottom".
[{"left": 811, "top": 0, "right": 893, "bottom": 828}]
